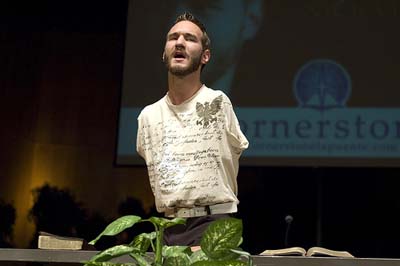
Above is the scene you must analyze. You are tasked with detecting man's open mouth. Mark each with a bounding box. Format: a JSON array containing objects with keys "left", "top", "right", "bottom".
[{"left": 173, "top": 51, "right": 186, "bottom": 59}]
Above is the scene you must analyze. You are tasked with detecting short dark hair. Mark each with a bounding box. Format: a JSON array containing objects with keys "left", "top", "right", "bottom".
[{"left": 174, "top": 12, "right": 211, "bottom": 51}]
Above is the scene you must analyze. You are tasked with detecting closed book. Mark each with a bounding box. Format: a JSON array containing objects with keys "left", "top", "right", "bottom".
[{"left": 38, "top": 231, "right": 83, "bottom": 250}]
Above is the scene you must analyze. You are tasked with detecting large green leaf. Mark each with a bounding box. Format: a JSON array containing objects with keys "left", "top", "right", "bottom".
[
  {"left": 89, "top": 215, "right": 142, "bottom": 245},
  {"left": 200, "top": 218, "right": 242, "bottom": 260},
  {"left": 190, "top": 260, "right": 248, "bottom": 266},
  {"left": 90, "top": 245, "right": 138, "bottom": 262},
  {"left": 148, "top": 217, "right": 186, "bottom": 229}
]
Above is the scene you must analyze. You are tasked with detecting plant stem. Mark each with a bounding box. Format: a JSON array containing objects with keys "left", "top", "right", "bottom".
[{"left": 154, "top": 227, "right": 164, "bottom": 266}]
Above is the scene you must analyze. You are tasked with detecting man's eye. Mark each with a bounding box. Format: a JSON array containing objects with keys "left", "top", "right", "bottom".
[{"left": 186, "top": 36, "right": 197, "bottom": 42}]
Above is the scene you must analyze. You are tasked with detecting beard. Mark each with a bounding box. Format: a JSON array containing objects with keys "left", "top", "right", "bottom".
[{"left": 164, "top": 52, "right": 202, "bottom": 77}]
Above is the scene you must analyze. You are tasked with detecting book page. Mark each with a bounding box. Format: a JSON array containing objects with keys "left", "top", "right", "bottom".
[
  {"left": 306, "top": 247, "right": 354, "bottom": 258},
  {"left": 260, "top": 247, "right": 306, "bottom": 256}
]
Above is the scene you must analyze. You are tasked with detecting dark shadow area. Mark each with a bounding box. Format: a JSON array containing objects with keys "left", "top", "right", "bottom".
[
  {"left": 0, "top": 199, "right": 16, "bottom": 248},
  {"left": 28, "top": 184, "right": 87, "bottom": 249}
]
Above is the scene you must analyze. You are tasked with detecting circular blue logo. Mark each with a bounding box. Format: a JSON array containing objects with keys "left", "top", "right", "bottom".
[{"left": 293, "top": 59, "right": 351, "bottom": 111}]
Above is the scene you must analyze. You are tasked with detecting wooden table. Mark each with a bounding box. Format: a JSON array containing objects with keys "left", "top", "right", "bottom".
[{"left": 1, "top": 248, "right": 399, "bottom": 266}]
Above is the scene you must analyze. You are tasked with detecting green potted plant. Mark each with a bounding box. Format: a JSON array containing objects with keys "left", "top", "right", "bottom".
[{"left": 84, "top": 215, "right": 252, "bottom": 266}]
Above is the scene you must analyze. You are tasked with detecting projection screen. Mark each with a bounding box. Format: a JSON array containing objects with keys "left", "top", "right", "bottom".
[{"left": 116, "top": 0, "right": 400, "bottom": 166}]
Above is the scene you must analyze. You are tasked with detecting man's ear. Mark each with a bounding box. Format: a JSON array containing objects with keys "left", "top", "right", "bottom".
[
  {"left": 162, "top": 51, "right": 166, "bottom": 62},
  {"left": 242, "top": 0, "right": 263, "bottom": 41},
  {"left": 201, "top": 49, "right": 211, "bottom": 65}
]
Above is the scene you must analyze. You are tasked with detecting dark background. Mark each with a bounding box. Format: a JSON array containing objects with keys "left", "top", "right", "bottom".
[{"left": 1, "top": 0, "right": 400, "bottom": 258}]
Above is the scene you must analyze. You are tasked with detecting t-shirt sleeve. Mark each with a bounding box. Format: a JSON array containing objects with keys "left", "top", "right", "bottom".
[
  {"left": 223, "top": 97, "right": 249, "bottom": 154},
  {"left": 136, "top": 113, "right": 146, "bottom": 160}
]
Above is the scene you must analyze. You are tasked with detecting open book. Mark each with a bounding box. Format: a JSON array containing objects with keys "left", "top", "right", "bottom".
[
  {"left": 260, "top": 246, "right": 354, "bottom": 258},
  {"left": 38, "top": 231, "right": 84, "bottom": 250}
]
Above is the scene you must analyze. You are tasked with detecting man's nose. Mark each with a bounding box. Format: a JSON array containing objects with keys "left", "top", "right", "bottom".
[{"left": 175, "top": 35, "right": 185, "bottom": 46}]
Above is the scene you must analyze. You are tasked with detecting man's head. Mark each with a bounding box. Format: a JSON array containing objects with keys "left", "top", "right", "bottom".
[
  {"left": 175, "top": 12, "right": 211, "bottom": 52},
  {"left": 172, "top": 0, "right": 263, "bottom": 92},
  {"left": 163, "top": 12, "right": 211, "bottom": 77}
]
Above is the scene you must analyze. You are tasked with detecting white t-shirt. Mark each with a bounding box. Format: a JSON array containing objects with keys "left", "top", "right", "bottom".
[{"left": 137, "top": 85, "right": 248, "bottom": 214}]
